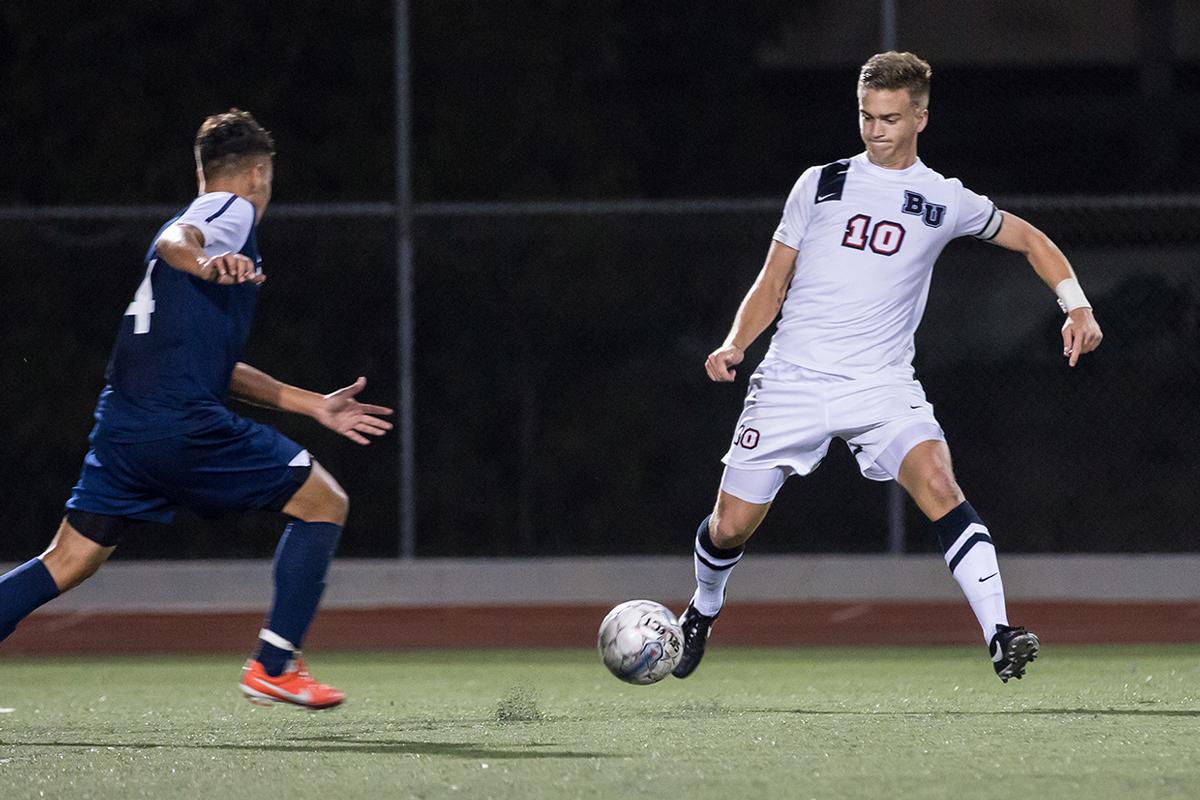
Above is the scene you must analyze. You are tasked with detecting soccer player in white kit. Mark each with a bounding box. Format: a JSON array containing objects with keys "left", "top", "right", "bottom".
[{"left": 673, "top": 52, "right": 1103, "bottom": 682}]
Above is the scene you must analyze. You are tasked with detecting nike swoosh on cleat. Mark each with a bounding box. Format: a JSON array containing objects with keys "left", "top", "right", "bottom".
[
  {"left": 252, "top": 677, "right": 311, "bottom": 704},
  {"left": 978, "top": 573, "right": 998, "bottom": 582}
]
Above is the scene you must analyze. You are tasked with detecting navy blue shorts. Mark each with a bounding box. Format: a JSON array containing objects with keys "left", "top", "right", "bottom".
[{"left": 66, "top": 415, "right": 311, "bottom": 527}]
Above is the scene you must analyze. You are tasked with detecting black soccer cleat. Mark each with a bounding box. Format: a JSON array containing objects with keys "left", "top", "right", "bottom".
[
  {"left": 671, "top": 603, "right": 719, "bottom": 679},
  {"left": 990, "top": 624, "right": 1040, "bottom": 683}
]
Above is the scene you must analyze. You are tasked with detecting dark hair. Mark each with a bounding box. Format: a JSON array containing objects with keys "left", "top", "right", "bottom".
[
  {"left": 858, "top": 51, "right": 932, "bottom": 107},
  {"left": 194, "top": 108, "right": 275, "bottom": 179}
]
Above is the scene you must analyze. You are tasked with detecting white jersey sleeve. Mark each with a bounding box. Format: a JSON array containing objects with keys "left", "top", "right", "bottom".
[
  {"left": 772, "top": 167, "right": 821, "bottom": 250},
  {"left": 175, "top": 192, "right": 255, "bottom": 255},
  {"left": 953, "top": 184, "right": 1003, "bottom": 241}
]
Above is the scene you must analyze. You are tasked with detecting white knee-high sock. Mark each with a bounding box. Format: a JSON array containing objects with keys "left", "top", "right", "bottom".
[
  {"left": 934, "top": 501, "right": 1008, "bottom": 642},
  {"left": 691, "top": 515, "right": 744, "bottom": 616}
]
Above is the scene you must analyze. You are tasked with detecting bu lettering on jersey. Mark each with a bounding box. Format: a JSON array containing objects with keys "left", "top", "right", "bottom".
[
  {"left": 901, "top": 190, "right": 947, "bottom": 228},
  {"left": 769, "top": 152, "right": 1002, "bottom": 378},
  {"left": 97, "top": 192, "right": 261, "bottom": 443}
]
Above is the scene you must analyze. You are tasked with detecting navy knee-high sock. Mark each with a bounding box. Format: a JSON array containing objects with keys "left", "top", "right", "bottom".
[
  {"left": 0, "top": 558, "right": 61, "bottom": 643},
  {"left": 254, "top": 520, "right": 342, "bottom": 676}
]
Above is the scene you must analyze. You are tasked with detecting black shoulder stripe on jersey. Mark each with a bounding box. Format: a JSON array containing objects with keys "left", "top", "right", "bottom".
[
  {"left": 814, "top": 159, "right": 851, "bottom": 204},
  {"left": 204, "top": 194, "right": 239, "bottom": 223}
]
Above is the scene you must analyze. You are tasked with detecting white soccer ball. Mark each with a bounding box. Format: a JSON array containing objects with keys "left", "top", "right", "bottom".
[{"left": 597, "top": 600, "right": 684, "bottom": 685}]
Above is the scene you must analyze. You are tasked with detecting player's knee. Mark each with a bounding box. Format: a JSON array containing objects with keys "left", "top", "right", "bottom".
[
  {"left": 284, "top": 464, "right": 350, "bottom": 525},
  {"left": 40, "top": 521, "right": 114, "bottom": 592},
  {"left": 40, "top": 547, "right": 103, "bottom": 592},
  {"left": 924, "top": 469, "right": 964, "bottom": 509},
  {"left": 709, "top": 514, "right": 752, "bottom": 549},
  {"left": 65, "top": 558, "right": 104, "bottom": 590},
  {"left": 329, "top": 483, "right": 350, "bottom": 525},
  {"left": 311, "top": 480, "right": 349, "bottom": 526}
]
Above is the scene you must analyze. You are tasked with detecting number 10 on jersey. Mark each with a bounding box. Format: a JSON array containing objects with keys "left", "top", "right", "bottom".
[{"left": 841, "top": 215, "right": 905, "bottom": 256}]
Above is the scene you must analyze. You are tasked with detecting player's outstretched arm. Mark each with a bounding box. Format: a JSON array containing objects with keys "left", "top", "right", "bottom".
[
  {"left": 705, "top": 240, "right": 798, "bottom": 382},
  {"left": 989, "top": 212, "right": 1103, "bottom": 367},
  {"left": 230, "top": 363, "right": 394, "bottom": 445},
  {"left": 155, "top": 223, "right": 264, "bottom": 286}
]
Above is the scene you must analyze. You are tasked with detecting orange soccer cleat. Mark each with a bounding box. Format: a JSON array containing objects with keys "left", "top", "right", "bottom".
[{"left": 238, "top": 656, "right": 346, "bottom": 709}]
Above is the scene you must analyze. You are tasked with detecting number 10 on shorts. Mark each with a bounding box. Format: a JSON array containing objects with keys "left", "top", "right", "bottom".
[{"left": 734, "top": 426, "right": 760, "bottom": 449}]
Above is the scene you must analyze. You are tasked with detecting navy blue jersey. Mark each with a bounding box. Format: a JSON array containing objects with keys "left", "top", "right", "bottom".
[{"left": 94, "top": 192, "right": 261, "bottom": 442}]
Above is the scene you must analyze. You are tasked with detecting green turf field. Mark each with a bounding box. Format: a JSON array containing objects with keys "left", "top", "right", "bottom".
[{"left": 1, "top": 646, "right": 1198, "bottom": 799}]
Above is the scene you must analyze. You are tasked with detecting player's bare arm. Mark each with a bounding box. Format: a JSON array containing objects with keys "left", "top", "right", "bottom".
[
  {"left": 990, "top": 212, "right": 1103, "bottom": 367},
  {"left": 706, "top": 240, "right": 798, "bottom": 382},
  {"left": 155, "top": 222, "right": 264, "bottom": 286},
  {"left": 229, "top": 363, "right": 394, "bottom": 445}
]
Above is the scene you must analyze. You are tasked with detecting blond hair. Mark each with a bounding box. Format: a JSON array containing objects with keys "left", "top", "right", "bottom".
[{"left": 858, "top": 51, "right": 932, "bottom": 107}]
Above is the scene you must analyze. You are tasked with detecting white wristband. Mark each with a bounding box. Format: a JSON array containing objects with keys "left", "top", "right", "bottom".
[{"left": 1054, "top": 277, "right": 1091, "bottom": 313}]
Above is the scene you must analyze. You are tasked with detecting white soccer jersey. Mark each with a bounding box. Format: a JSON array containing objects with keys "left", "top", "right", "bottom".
[
  {"left": 768, "top": 152, "right": 1001, "bottom": 377},
  {"left": 176, "top": 191, "right": 255, "bottom": 256}
]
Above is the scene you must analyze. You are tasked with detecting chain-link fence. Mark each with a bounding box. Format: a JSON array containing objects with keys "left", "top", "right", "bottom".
[{"left": 2, "top": 196, "right": 1197, "bottom": 559}]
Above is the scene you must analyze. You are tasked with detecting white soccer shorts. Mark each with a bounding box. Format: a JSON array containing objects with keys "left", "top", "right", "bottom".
[{"left": 719, "top": 358, "right": 945, "bottom": 504}]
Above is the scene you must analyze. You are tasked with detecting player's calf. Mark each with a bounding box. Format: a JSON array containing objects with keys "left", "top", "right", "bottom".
[
  {"left": 932, "top": 501, "right": 1011, "bottom": 641},
  {"left": 675, "top": 515, "right": 740, "bottom": 679},
  {"left": 0, "top": 517, "right": 117, "bottom": 644},
  {"left": 252, "top": 463, "right": 348, "bottom": 680},
  {"left": 0, "top": 558, "right": 60, "bottom": 643},
  {"left": 253, "top": 519, "right": 342, "bottom": 678}
]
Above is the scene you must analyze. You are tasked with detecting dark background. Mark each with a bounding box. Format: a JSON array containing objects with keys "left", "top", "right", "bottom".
[{"left": 1, "top": 1, "right": 1198, "bottom": 558}]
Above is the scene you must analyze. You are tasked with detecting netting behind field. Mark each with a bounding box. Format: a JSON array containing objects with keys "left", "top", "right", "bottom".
[{"left": 1, "top": 196, "right": 1197, "bottom": 558}]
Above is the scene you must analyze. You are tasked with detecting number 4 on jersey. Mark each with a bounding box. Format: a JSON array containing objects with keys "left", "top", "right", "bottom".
[
  {"left": 124, "top": 259, "right": 157, "bottom": 334},
  {"left": 841, "top": 215, "right": 905, "bottom": 256}
]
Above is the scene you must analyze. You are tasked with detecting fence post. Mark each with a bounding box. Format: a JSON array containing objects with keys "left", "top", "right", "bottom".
[{"left": 395, "top": 0, "right": 417, "bottom": 559}]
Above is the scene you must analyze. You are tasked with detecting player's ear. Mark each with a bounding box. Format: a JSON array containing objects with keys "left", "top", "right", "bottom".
[
  {"left": 250, "top": 161, "right": 270, "bottom": 191},
  {"left": 915, "top": 106, "right": 929, "bottom": 133}
]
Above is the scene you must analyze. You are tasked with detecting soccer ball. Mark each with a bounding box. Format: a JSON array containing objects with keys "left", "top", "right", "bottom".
[{"left": 597, "top": 600, "right": 684, "bottom": 685}]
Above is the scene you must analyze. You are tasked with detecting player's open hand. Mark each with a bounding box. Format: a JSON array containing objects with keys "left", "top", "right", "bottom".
[
  {"left": 1061, "top": 308, "right": 1103, "bottom": 367},
  {"left": 705, "top": 344, "right": 745, "bottom": 382},
  {"left": 201, "top": 252, "right": 266, "bottom": 286},
  {"left": 314, "top": 377, "right": 395, "bottom": 445}
]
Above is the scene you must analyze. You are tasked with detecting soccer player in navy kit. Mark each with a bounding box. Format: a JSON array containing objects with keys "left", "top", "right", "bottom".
[
  {"left": 673, "top": 53, "right": 1104, "bottom": 682},
  {"left": 0, "top": 110, "right": 393, "bottom": 709}
]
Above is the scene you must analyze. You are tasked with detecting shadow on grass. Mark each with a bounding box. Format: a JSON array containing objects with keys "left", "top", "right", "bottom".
[
  {"left": 759, "top": 708, "right": 1200, "bottom": 717},
  {"left": 0, "top": 736, "right": 615, "bottom": 759}
]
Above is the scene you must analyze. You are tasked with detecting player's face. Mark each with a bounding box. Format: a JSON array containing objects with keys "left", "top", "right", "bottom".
[{"left": 857, "top": 87, "right": 928, "bottom": 169}]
